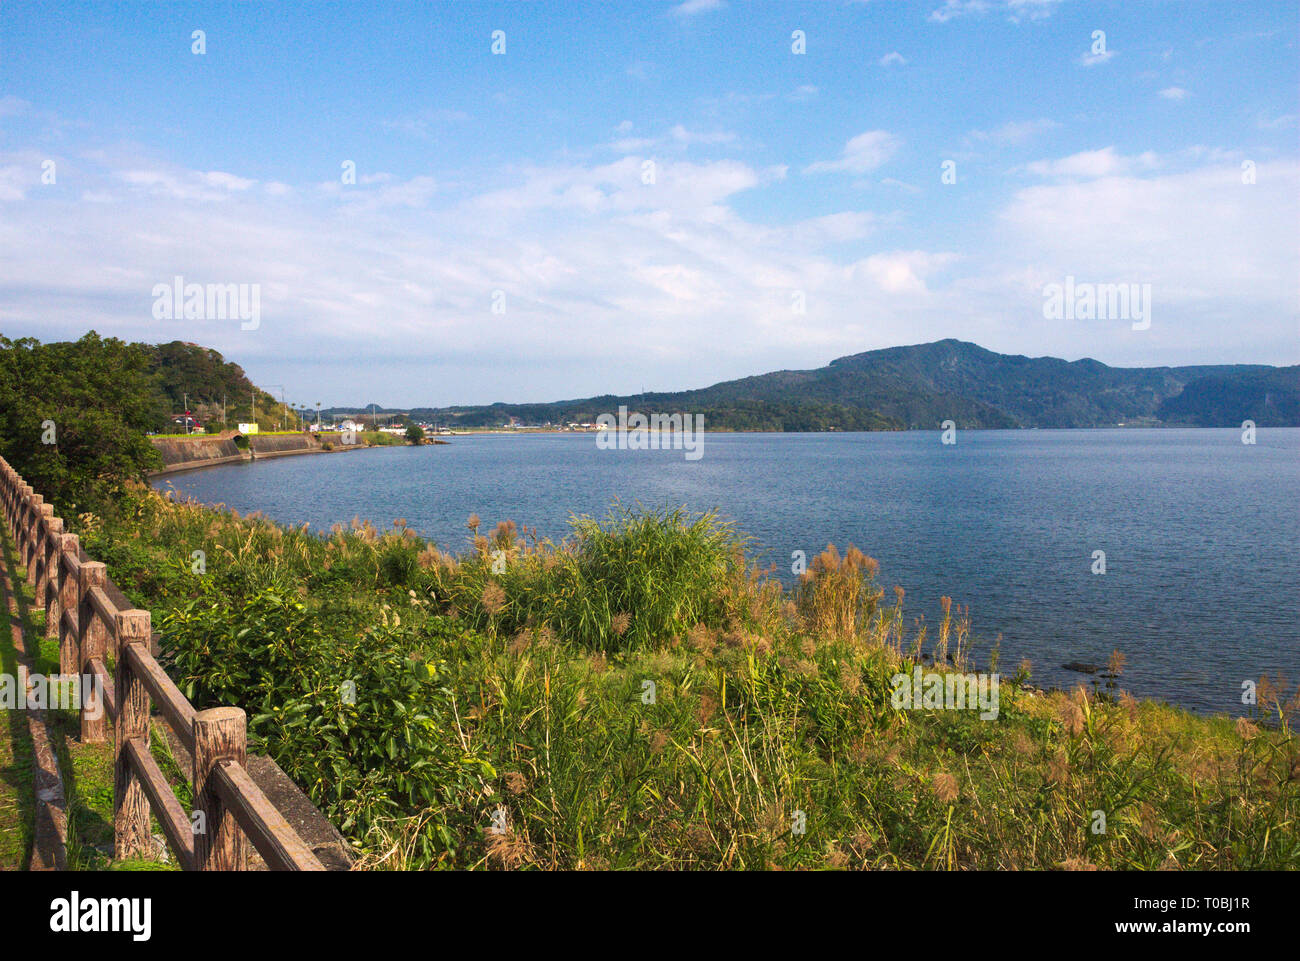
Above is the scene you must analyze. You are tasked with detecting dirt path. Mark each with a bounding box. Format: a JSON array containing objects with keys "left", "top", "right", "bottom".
[{"left": 0, "top": 530, "right": 67, "bottom": 870}]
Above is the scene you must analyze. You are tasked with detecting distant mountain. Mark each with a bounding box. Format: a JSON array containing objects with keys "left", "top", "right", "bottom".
[
  {"left": 1155, "top": 367, "right": 1300, "bottom": 426},
  {"left": 326, "top": 339, "right": 1300, "bottom": 431}
]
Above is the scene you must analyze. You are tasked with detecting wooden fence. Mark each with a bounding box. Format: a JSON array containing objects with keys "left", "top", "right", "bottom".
[{"left": 0, "top": 456, "right": 324, "bottom": 870}]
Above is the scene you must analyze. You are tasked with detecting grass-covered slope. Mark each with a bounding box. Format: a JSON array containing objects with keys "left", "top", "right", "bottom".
[{"left": 71, "top": 488, "right": 1300, "bottom": 870}]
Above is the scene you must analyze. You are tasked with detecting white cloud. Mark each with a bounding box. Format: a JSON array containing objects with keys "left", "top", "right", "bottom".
[
  {"left": 854, "top": 251, "right": 958, "bottom": 294},
  {"left": 320, "top": 174, "right": 439, "bottom": 210},
  {"left": 997, "top": 160, "right": 1300, "bottom": 343},
  {"left": 1004, "top": 0, "right": 1060, "bottom": 21},
  {"left": 0, "top": 146, "right": 960, "bottom": 399},
  {"left": 1079, "top": 48, "right": 1117, "bottom": 67},
  {"left": 1158, "top": 86, "right": 1189, "bottom": 100},
  {"left": 967, "top": 118, "right": 1060, "bottom": 146},
  {"left": 2, "top": 137, "right": 1295, "bottom": 403},
  {"left": 382, "top": 108, "right": 470, "bottom": 141},
  {"left": 1257, "top": 112, "right": 1298, "bottom": 129},
  {"left": 201, "top": 171, "right": 256, "bottom": 191},
  {"left": 606, "top": 125, "right": 737, "bottom": 154},
  {"left": 0, "top": 165, "right": 29, "bottom": 201},
  {"left": 669, "top": 125, "right": 736, "bottom": 145},
  {"left": 670, "top": 0, "right": 725, "bottom": 17},
  {"left": 805, "top": 131, "right": 900, "bottom": 175},
  {"left": 929, "top": 0, "right": 991, "bottom": 22},
  {"left": 930, "top": 0, "right": 1060, "bottom": 23},
  {"left": 1024, "top": 147, "right": 1158, "bottom": 179},
  {"left": 880, "top": 177, "right": 921, "bottom": 194},
  {"left": 788, "top": 212, "right": 877, "bottom": 247},
  {"left": 879, "top": 52, "right": 908, "bottom": 67},
  {"left": 116, "top": 166, "right": 259, "bottom": 202},
  {"left": 609, "top": 136, "right": 659, "bottom": 153}
]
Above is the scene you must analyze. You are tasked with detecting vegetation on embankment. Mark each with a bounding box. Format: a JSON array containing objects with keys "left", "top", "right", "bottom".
[
  {"left": 64, "top": 486, "right": 1299, "bottom": 870},
  {"left": 0, "top": 332, "right": 163, "bottom": 510}
]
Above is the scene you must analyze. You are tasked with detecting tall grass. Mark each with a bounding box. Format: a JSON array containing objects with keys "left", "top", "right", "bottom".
[
  {"left": 428, "top": 504, "right": 770, "bottom": 653},
  {"left": 73, "top": 484, "right": 1300, "bottom": 870}
]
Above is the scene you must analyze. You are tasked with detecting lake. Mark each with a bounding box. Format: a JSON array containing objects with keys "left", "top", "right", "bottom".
[{"left": 154, "top": 429, "right": 1299, "bottom": 715}]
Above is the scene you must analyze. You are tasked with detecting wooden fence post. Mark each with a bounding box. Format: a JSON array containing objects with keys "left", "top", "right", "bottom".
[
  {"left": 115, "top": 610, "right": 153, "bottom": 860},
  {"left": 37, "top": 512, "right": 61, "bottom": 608},
  {"left": 77, "top": 561, "right": 108, "bottom": 743},
  {"left": 7, "top": 475, "right": 20, "bottom": 536},
  {"left": 0, "top": 467, "right": 10, "bottom": 531},
  {"left": 57, "top": 534, "right": 80, "bottom": 674},
  {"left": 17, "top": 486, "right": 33, "bottom": 571},
  {"left": 193, "top": 707, "right": 247, "bottom": 871},
  {"left": 24, "top": 493, "right": 42, "bottom": 583},
  {"left": 33, "top": 506, "right": 55, "bottom": 605},
  {"left": 4, "top": 470, "right": 14, "bottom": 529},
  {"left": 12, "top": 483, "right": 24, "bottom": 555},
  {"left": 43, "top": 519, "right": 63, "bottom": 638}
]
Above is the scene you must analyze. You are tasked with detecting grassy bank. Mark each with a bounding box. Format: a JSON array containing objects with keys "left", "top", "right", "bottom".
[
  {"left": 0, "top": 531, "right": 177, "bottom": 870},
  {"left": 68, "top": 486, "right": 1299, "bottom": 870}
]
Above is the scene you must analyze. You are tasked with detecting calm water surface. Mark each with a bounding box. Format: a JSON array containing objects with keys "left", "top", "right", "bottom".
[{"left": 155, "top": 429, "right": 1299, "bottom": 715}]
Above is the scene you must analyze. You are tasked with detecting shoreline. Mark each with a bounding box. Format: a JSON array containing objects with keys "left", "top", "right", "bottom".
[
  {"left": 148, "top": 432, "right": 444, "bottom": 477},
  {"left": 139, "top": 479, "right": 1288, "bottom": 721},
  {"left": 347, "top": 423, "right": 1291, "bottom": 435}
]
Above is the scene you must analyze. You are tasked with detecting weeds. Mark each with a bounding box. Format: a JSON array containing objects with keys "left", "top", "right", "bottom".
[{"left": 63, "top": 484, "right": 1300, "bottom": 870}]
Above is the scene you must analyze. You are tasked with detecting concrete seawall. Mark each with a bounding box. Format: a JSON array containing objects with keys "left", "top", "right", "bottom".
[
  {"left": 151, "top": 431, "right": 325, "bottom": 475},
  {"left": 150, "top": 435, "right": 249, "bottom": 474},
  {"left": 247, "top": 433, "right": 323, "bottom": 459},
  {"left": 150, "top": 431, "right": 436, "bottom": 476}
]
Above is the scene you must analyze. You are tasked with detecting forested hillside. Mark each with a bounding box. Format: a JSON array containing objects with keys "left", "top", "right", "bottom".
[{"left": 346, "top": 340, "right": 1299, "bottom": 430}]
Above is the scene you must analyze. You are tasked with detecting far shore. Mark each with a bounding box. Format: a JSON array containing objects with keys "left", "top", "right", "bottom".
[{"left": 148, "top": 431, "right": 448, "bottom": 478}]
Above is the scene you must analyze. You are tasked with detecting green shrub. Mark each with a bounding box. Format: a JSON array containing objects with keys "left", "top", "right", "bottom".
[
  {"left": 160, "top": 578, "right": 331, "bottom": 708},
  {"left": 160, "top": 580, "right": 494, "bottom": 859},
  {"left": 430, "top": 505, "right": 759, "bottom": 651},
  {"left": 255, "top": 622, "right": 493, "bottom": 854}
]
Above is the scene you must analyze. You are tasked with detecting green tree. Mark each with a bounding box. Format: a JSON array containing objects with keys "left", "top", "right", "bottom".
[
  {"left": 405, "top": 424, "right": 425, "bottom": 445},
  {"left": 0, "top": 332, "right": 163, "bottom": 513}
]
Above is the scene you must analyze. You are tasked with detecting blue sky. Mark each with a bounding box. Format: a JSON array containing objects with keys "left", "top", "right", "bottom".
[{"left": 1, "top": 0, "right": 1297, "bottom": 407}]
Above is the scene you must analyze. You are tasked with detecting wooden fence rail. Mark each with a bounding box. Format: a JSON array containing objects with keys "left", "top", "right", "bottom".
[{"left": 0, "top": 456, "right": 323, "bottom": 871}]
